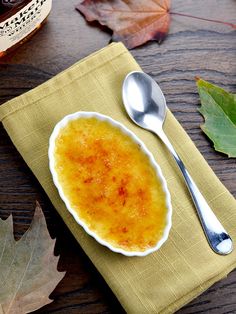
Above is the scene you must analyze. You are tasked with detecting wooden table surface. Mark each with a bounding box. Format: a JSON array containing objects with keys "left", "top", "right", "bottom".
[{"left": 0, "top": 0, "right": 236, "bottom": 313}]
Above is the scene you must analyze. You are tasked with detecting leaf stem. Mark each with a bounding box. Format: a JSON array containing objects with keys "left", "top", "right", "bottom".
[{"left": 170, "top": 11, "right": 236, "bottom": 29}]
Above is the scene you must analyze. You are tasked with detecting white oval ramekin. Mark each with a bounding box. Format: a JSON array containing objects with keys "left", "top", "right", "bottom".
[{"left": 49, "top": 111, "right": 172, "bottom": 256}]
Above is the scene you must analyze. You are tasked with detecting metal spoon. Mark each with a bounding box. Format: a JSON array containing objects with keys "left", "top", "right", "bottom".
[{"left": 122, "top": 71, "right": 233, "bottom": 255}]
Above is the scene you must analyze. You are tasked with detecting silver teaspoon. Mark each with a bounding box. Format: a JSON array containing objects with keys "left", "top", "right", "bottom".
[{"left": 122, "top": 71, "right": 233, "bottom": 255}]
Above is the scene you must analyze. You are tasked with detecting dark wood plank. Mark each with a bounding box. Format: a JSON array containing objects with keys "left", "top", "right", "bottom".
[{"left": 0, "top": 0, "right": 235, "bottom": 313}]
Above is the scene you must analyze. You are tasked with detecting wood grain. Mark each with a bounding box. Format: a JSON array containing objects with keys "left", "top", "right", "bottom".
[{"left": 0, "top": 0, "right": 236, "bottom": 313}]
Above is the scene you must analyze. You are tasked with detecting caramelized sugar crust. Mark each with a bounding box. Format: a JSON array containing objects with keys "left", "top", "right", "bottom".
[{"left": 54, "top": 118, "right": 167, "bottom": 252}]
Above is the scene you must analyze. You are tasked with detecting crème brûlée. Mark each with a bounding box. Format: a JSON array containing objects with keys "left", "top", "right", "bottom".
[{"left": 53, "top": 117, "right": 168, "bottom": 252}]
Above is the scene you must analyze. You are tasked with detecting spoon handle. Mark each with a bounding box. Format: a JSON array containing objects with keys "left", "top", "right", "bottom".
[{"left": 156, "top": 129, "right": 233, "bottom": 255}]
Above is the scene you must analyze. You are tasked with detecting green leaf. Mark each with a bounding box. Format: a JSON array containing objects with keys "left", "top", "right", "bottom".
[
  {"left": 196, "top": 78, "right": 236, "bottom": 157},
  {"left": 0, "top": 202, "right": 65, "bottom": 314}
]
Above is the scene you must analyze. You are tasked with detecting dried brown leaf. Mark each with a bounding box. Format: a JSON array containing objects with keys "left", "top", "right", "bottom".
[
  {"left": 0, "top": 202, "right": 65, "bottom": 314},
  {"left": 76, "top": 0, "right": 171, "bottom": 48}
]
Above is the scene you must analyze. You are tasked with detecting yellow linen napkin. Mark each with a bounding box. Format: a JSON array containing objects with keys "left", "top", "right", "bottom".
[{"left": 0, "top": 43, "right": 236, "bottom": 314}]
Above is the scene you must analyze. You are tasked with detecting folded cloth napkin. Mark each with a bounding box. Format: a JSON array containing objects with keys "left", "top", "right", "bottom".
[{"left": 0, "top": 43, "right": 236, "bottom": 314}]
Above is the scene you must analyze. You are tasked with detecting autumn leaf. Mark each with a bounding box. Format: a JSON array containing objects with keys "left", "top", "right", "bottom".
[
  {"left": 76, "top": 0, "right": 171, "bottom": 48},
  {"left": 196, "top": 78, "right": 236, "bottom": 158},
  {"left": 76, "top": 0, "right": 236, "bottom": 49},
  {"left": 0, "top": 202, "right": 65, "bottom": 314}
]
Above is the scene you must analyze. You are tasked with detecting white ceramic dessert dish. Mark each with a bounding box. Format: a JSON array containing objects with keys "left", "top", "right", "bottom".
[{"left": 48, "top": 111, "right": 172, "bottom": 256}]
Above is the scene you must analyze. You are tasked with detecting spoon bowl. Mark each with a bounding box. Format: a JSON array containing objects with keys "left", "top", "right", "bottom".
[
  {"left": 122, "top": 71, "right": 166, "bottom": 131},
  {"left": 122, "top": 71, "right": 233, "bottom": 255}
]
